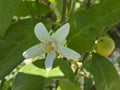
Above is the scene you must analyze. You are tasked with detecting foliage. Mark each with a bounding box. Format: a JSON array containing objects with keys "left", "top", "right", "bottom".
[{"left": 0, "top": 0, "right": 120, "bottom": 90}]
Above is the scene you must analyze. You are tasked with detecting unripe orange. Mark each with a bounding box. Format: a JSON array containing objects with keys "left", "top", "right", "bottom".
[{"left": 94, "top": 36, "right": 115, "bottom": 57}]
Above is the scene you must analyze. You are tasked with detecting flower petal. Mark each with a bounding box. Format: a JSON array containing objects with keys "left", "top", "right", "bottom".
[
  {"left": 45, "top": 52, "right": 56, "bottom": 71},
  {"left": 34, "top": 22, "right": 50, "bottom": 42},
  {"left": 23, "top": 44, "right": 45, "bottom": 58},
  {"left": 52, "top": 23, "right": 70, "bottom": 43},
  {"left": 57, "top": 45, "right": 80, "bottom": 60}
]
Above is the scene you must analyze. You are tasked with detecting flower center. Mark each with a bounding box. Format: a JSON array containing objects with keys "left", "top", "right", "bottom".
[{"left": 46, "top": 41, "right": 54, "bottom": 52}]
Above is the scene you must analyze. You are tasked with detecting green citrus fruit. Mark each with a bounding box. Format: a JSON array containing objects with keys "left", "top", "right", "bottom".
[{"left": 94, "top": 36, "right": 115, "bottom": 57}]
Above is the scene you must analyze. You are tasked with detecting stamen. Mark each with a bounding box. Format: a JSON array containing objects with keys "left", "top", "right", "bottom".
[{"left": 46, "top": 42, "right": 54, "bottom": 52}]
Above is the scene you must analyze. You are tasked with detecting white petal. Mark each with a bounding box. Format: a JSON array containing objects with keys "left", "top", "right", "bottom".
[
  {"left": 34, "top": 22, "right": 50, "bottom": 42},
  {"left": 57, "top": 45, "right": 80, "bottom": 60},
  {"left": 45, "top": 52, "right": 56, "bottom": 71},
  {"left": 52, "top": 23, "right": 70, "bottom": 43},
  {"left": 23, "top": 44, "right": 45, "bottom": 58}
]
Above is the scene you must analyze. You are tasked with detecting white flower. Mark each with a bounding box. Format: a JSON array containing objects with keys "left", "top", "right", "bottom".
[{"left": 23, "top": 22, "right": 81, "bottom": 71}]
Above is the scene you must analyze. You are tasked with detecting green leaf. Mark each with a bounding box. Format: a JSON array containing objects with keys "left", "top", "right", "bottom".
[
  {"left": 22, "top": 59, "right": 75, "bottom": 81},
  {"left": 68, "top": 0, "right": 120, "bottom": 52},
  {"left": 13, "top": 59, "right": 75, "bottom": 90},
  {"left": 84, "top": 77, "right": 93, "bottom": 90},
  {"left": 12, "top": 73, "right": 45, "bottom": 90},
  {"left": 19, "top": 59, "right": 64, "bottom": 78},
  {"left": 1, "top": 78, "right": 14, "bottom": 90},
  {"left": 0, "top": 0, "right": 21, "bottom": 38},
  {"left": 15, "top": 1, "right": 50, "bottom": 16},
  {"left": 0, "top": 19, "right": 52, "bottom": 80},
  {"left": 57, "top": 79, "right": 80, "bottom": 90},
  {"left": 81, "top": 59, "right": 95, "bottom": 90},
  {"left": 91, "top": 53, "right": 120, "bottom": 90}
]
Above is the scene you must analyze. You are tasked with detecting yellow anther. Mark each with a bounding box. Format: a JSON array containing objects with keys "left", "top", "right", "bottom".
[{"left": 46, "top": 42, "right": 54, "bottom": 52}]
